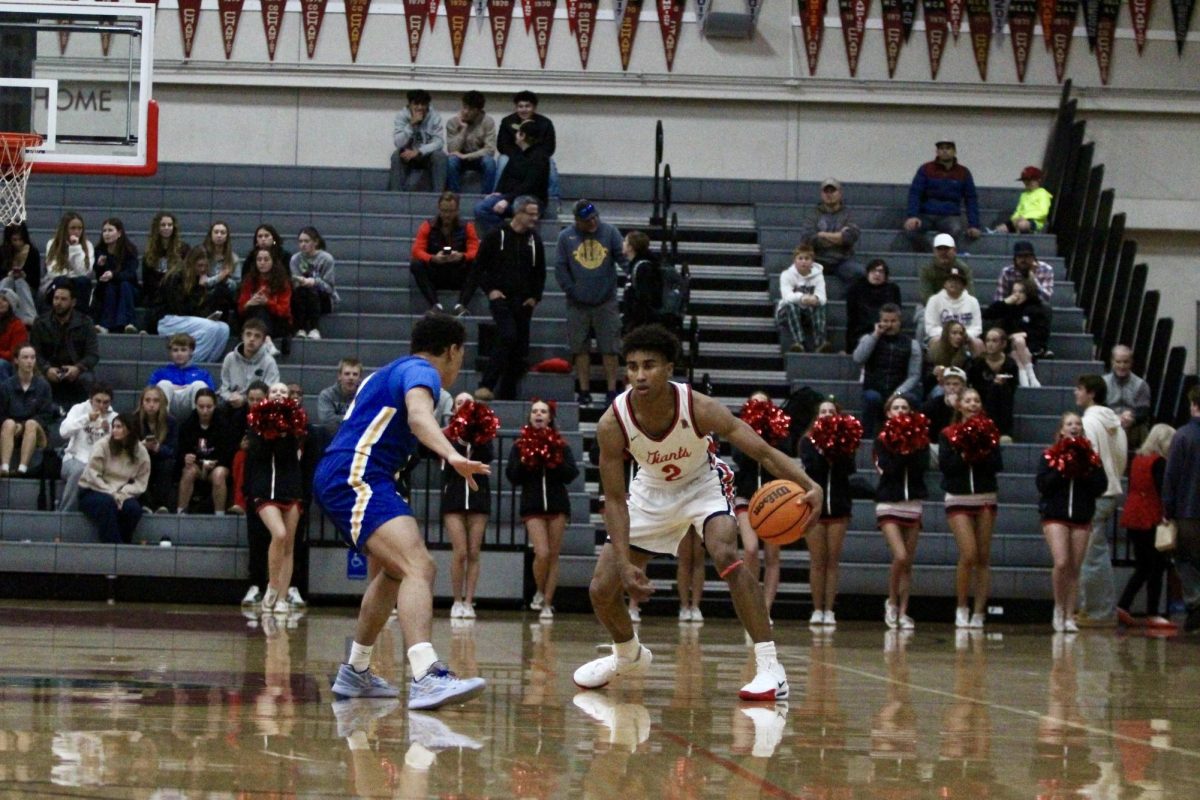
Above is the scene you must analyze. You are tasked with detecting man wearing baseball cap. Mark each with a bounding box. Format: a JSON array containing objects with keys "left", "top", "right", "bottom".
[
  {"left": 994, "top": 239, "right": 1055, "bottom": 303},
  {"left": 797, "top": 178, "right": 863, "bottom": 286},
  {"left": 991, "top": 165, "right": 1053, "bottom": 234},
  {"left": 903, "top": 140, "right": 982, "bottom": 252},
  {"left": 921, "top": 364, "right": 968, "bottom": 438}
]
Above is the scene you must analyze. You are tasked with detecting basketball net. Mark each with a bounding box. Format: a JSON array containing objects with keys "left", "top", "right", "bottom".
[{"left": 0, "top": 133, "right": 43, "bottom": 226}]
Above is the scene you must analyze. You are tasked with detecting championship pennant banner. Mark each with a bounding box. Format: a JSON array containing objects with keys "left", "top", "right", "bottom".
[
  {"left": 1127, "top": 0, "right": 1150, "bottom": 52},
  {"left": 530, "top": 0, "right": 557, "bottom": 67},
  {"left": 798, "top": 0, "right": 826, "bottom": 75},
  {"left": 618, "top": 0, "right": 644, "bottom": 69},
  {"left": 657, "top": 0, "right": 686, "bottom": 71},
  {"left": 1050, "top": 0, "right": 1077, "bottom": 81},
  {"left": 261, "top": 0, "right": 285, "bottom": 59},
  {"left": 302, "top": 0, "right": 328, "bottom": 57},
  {"left": 576, "top": 0, "right": 599, "bottom": 66},
  {"left": 402, "top": 0, "right": 428, "bottom": 61},
  {"left": 178, "top": 0, "right": 201, "bottom": 57},
  {"left": 217, "top": 0, "right": 244, "bottom": 58},
  {"left": 486, "top": 0, "right": 515, "bottom": 64},
  {"left": 923, "top": 0, "right": 950, "bottom": 78},
  {"left": 966, "top": 0, "right": 992, "bottom": 78},
  {"left": 948, "top": 0, "right": 964, "bottom": 39},
  {"left": 445, "top": 0, "right": 470, "bottom": 63},
  {"left": 838, "top": 0, "right": 871, "bottom": 76},
  {"left": 1094, "top": 0, "right": 1120, "bottom": 82},
  {"left": 880, "top": 0, "right": 905, "bottom": 76},
  {"left": 345, "top": 0, "right": 371, "bottom": 61},
  {"left": 1007, "top": 0, "right": 1037, "bottom": 81},
  {"left": 1170, "top": 0, "right": 1193, "bottom": 53}
]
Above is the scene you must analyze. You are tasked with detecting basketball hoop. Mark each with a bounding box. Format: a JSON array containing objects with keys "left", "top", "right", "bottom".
[{"left": 0, "top": 133, "right": 44, "bottom": 226}]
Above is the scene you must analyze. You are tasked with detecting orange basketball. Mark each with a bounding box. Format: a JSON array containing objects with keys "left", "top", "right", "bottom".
[{"left": 747, "top": 480, "right": 812, "bottom": 546}]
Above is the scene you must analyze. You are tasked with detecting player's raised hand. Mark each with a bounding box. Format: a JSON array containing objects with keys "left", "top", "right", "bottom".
[
  {"left": 621, "top": 563, "right": 654, "bottom": 604},
  {"left": 448, "top": 452, "right": 491, "bottom": 491}
]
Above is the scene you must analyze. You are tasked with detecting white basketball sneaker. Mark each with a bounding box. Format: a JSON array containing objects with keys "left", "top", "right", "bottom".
[
  {"left": 573, "top": 692, "right": 651, "bottom": 751},
  {"left": 739, "top": 659, "right": 789, "bottom": 702},
  {"left": 572, "top": 643, "right": 653, "bottom": 689},
  {"left": 739, "top": 703, "right": 790, "bottom": 757}
]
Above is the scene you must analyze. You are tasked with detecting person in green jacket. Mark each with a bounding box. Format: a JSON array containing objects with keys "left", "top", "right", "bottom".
[{"left": 992, "top": 166, "right": 1053, "bottom": 234}]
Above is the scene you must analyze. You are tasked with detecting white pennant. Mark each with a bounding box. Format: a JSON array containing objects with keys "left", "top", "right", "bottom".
[
  {"left": 695, "top": 0, "right": 710, "bottom": 27},
  {"left": 992, "top": 0, "right": 1010, "bottom": 32},
  {"left": 614, "top": 0, "right": 627, "bottom": 27},
  {"left": 475, "top": 0, "right": 487, "bottom": 29},
  {"left": 745, "top": 0, "right": 764, "bottom": 22}
]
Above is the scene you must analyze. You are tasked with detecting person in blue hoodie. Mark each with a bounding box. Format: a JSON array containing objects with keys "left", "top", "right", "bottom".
[
  {"left": 147, "top": 333, "right": 216, "bottom": 419},
  {"left": 902, "top": 140, "right": 982, "bottom": 252}
]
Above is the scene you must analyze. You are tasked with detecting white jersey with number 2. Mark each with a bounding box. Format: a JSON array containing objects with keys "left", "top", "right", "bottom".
[{"left": 613, "top": 381, "right": 713, "bottom": 487}]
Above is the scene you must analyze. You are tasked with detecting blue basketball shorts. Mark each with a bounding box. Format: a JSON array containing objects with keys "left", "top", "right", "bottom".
[{"left": 314, "top": 454, "right": 413, "bottom": 553}]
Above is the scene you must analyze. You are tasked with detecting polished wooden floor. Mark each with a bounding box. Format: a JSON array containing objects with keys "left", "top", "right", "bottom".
[{"left": 1, "top": 601, "right": 1198, "bottom": 799}]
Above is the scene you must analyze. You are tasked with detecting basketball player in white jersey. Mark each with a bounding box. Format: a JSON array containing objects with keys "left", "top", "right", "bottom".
[{"left": 574, "top": 325, "right": 823, "bottom": 700}]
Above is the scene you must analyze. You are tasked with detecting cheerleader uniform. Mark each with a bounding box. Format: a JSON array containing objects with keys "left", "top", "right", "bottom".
[
  {"left": 799, "top": 436, "right": 854, "bottom": 523},
  {"left": 441, "top": 438, "right": 493, "bottom": 515},
  {"left": 732, "top": 447, "right": 779, "bottom": 514},
  {"left": 247, "top": 431, "right": 304, "bottom": 512},
  {"left": 1036, "top": 454, "right": 1107, "bottom": 532},
  {"left": 873, "top": 437, "right": 930, "bottom": 528},
  {"left": 938, "top": 429, "right": 1003, "bottom": 516},
  {"left": 505, "top": 438, "right": 580, "bottom": 522}
]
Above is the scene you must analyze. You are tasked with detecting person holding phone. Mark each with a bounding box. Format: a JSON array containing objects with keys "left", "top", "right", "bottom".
[
  {"left": 176, "top": 388, "right": 236, "bottom": 514},
  {"left": 409, "top": 192, "right": 480, "bottom": 315},
  {"left": 966, "top": 328, "right": 1019, "bottom": 439}
]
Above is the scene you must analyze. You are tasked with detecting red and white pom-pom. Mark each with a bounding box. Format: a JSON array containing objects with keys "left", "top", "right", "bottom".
[
  {"left": 809, "top": 413, "right": 864, "bottom": 459},
  {"left": 947, "top": 414, "right": 1002, "bottom": 464},
  {"left": 1044, "top": 435, "right": 1102, "bottom": 479},
  {"left": 443, "top": 400, "right": 501, "bottom": 447},
  {"left": 246, "top": 397, "right": 308, "bottom": 440},
  {"left": 515, "top": 425, "right": 566, "bottom": 470},
  {"left": 739, "top": 398, "right": 792, "bottom": 445},
  {"left": 878, "top": 412, "right": 931, "bottom": 455}
]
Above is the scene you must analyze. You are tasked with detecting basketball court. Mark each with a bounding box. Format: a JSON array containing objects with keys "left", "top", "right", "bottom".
[{"left": 2, "top": 600, "right": 1199, "bottom": 798}]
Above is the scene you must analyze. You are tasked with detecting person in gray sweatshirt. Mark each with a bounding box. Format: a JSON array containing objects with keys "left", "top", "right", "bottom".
[
  {"left": 554, "top": 200, "right": 627, "bottom": 407},
  {"left": 218, "top": 320, "right": 280, "bottom": 411},
  {"left": 389, "top": 88, "right": 448, "bottom": 192}
]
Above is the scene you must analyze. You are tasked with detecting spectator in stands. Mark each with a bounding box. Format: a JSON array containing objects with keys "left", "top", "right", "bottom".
[
  {"left": 0, "top": 289, "right": 28, "bottom": 382},
  {"left": 155, "top": 249, "right": 231, "bottom": 364},
  {"left": 508, "top": 398, "right": 580, "bottom": 620},
  {"left": 58, "top": 383, "right": 116, "bottom": 511},
  {"left": 991, "top": 166, "right": 1052, "bottom": 234},
  {"left": 556, "top": 200, "right": 627, "bottom": 407},
  {"left": 903, "top": 140, "right": 982, "bottom": 252},
  {"left": 142, "top": 212, "right": 189, "bottom": 312},
  {"left": 853, "top": 303, "right": 923, "bottom": 437},
  {"left": 620, "top": 231, "right": 662, "bottom": 332},
  {"left": 798, "top": 178, "right": 862, "bottom": 287},
  {"left": 31, "top": 282, "right": 98, "bottom": 407},
  {"left": 845, "top": 258, "right": 901, "bottom": 353},
  {"left": 1, "top": 222, "right": 40, "bottom": 324},
  {"left": 176, "top": 388, "right": 235, "bottom": 515},
  {"left": 389, "top": 88, "right": 447, "bottom": 192},
  {"left": 921, "top": 365, "right": 967, "bottom": 439},
  {"left": 924, "top": 267, "right": 983, "bottom": 355},
  {"left": 0, "top": 344, "right": 53, "bottom": 475},
  {"left": 238, "top": 246, "right": 292, "bottom": 353},
  {"left": 474, "top": 196, "right": 545, "bottom": 401},
  {"left": 219, "top": 320, "right": 280, "bottom": 410},
  {"left": 442, "top": 392, "right": 493, "bottom": 620},
  {"left": 1038, "top": 411, "right": 1108, "bottom": 633},
  {"left": 474, "top": 121, "right": 550, "bottom": 235},
  {"left": 776, "top": 244, "right": 830, "bottom": 354},
  {"left": 939, "top": 387, "right": 1003, "bottom": 629},
  {"left": 924, "top": 320, "right": 970, "bottom": 398},
  {"left": 90, "top": 217, "right": 140, "bottom": 334},
  {"left": 1117, "top": 423, "right": 1177, "bottom": 628},
  {"left": 1075, "top": 374, "right": 1128, "bottom": 627},
  {"left": 1163, "top": 386, "right": 1200, "bottom": 632},
  {"left": 875, "top": 393, "right": 930, "bottom": 630},
  {"left": 497, "top": 90, "right": 558, "bottom": 203},
  {"left": 1104, "top": 345, "right": 1152, "bottom": 450},
  {"left": 77, "top": 413, "right": 149, "bottom": 544},
  {"left": 967, "top": 328, "right": 1019, "bottom": 439},
  {"left": 983, "top": 277, "right": 1050, "bottom": 388},
  {"left": 250, "top": 382, "right": 307, "bottom": 614},
  {"left": 148, "top": 333, "right": 217, "bottom": 419},
  {"left": 920, "top": 234, "right": 975, "bottom": 303},
  {"left": 446, "top": 90, "right": 498, "bottom": 193},
  {"left": 289, "top": 226, "right": 338, "bottom": 340},
  {"left": 199, "top": 221, "right": 240, "bottom": 319},
  {"left": 132, "top": 385, "right": 178, "bottom": 514},
  {"left": 40, "top": 212, "right": 93, "bottom": 308},
  {"left": 317, "top": 357, "right": 363, "bottom": 433},
  {"left": 994, "top": 240, "right": 1054, "bottom": 303},
  {"left": 240, "top": 225, "right": 290, "bottom": 284},
  {"left": 799, "top": 399, "right": 855, "bottom": 627},
  {"left": 410, "top": 192, "right": 480, "bottom": 315}
]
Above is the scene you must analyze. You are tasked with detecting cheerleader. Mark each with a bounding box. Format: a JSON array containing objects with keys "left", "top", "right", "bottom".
[
  {"left": 799, "top": 399, "right": 859, "bottom": 627},
  {"left": 442, "top": 392, "right": 495, "bottom": 620},
  {"left": 874, "top": 394, "right": 930, "bottom": 630},
  {"left": 506, "top": 399, "right": 579, "bottom": 621},
  {"left": 939, "top": 387, "right": 1004, "bottom": 629},
  {"left": 732, "top": 390, "right": 788, "bottom": 619},
  {"left": 1037, "top": 412, "right": 1108, "bottom": 633},
  {"left": 247, "top": 382, "right": 307, "bottom": 615}
]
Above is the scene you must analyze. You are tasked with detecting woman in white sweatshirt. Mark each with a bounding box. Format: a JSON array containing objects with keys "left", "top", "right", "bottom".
[
  {"left": 924, "top": 267, "right": 982, "bottom": 355},
  {"left": 775, "top": 245, "right": 830, "bottom": 353},
  {"left": 58, "top": 383, "right": 117, "bottom": 511},
  {"left": 40, "top": 212, "right": 94, "bottom": 306}
]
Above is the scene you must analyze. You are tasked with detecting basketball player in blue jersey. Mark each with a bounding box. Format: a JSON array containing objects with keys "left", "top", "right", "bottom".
[
  {"left": 574, "top": 325, "right": 823, "bottom": 700},
  {"left": 316, "top": 313, "right": 491, "bottom": 710}
]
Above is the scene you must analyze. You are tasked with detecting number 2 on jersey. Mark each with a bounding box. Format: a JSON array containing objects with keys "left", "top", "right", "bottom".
[{"left": 662, "top": 464, "right": 682, "bottom": 481}]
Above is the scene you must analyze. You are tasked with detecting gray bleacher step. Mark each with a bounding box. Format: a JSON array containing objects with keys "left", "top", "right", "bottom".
[
  {"left": 760, "top": 226, "right": 1057, "bottom": 255},
  {"left": 689, "top": 289, "right": 772, "bottom": 305},
  {"left": 763, "top": 249, "right": 1066, "bottom": 277},
  {"left": 785, "top": 353, "right": 1103, "bottom": 384}
]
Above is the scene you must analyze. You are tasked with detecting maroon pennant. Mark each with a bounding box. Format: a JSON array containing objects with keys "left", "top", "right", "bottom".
[
  {"left": 401, "top": 0, "right": 429, "bottom": 61},
  {"left": 1008, "top": 0, "right": 1037, "bottom": 81},
  {"left": 487, "top": 0, "right": 516, "bottom": 64},
  {"left": 429, "top": 0, "right": 440, "bottom": 29},
  {"left": 922, "top": 0, "right": 949, "bottom": 78},
  {"left": 798, "top": 0, "right": 826, "bottom": 75},
  {"left": 260, "top": 0, "right": 286, "bottom": 60},
  {"left": 217, "top": 0, "right": 245, "bottom": 58},
  {"left": 529, "top": 0, "right": 557, "bottom": 66},
  {"left": 618, "top": 0, "right": 644, "bottom": 69},
  {"left": 576, "top": 0, "right": 599, "bottom": 64},
  {"left": 1128, "top": 0, "right": 1149, "bottom": 52},
  {"left": 567, "top": 0, "right": 579, "bottom": 34},
  {"left": 948, "top": 0, "right": 964, "bottom": 38},
  {"left": 1050, "top": 0, "right": 1077, "bottom": 80},
  {"left": 523, "top": 0, "right": 534, "bottom": 32},
  {"left": 838, "top": 0, "right": 871, "bottom": 76},
  {"left": 301, "top": 0, "right": 328, "bottom": 57},
  {"left": 178, "top": 0, "right": 202, "bottom": 57},
  {"left": 1039, "top": 0, "right": 1053, "bottom": 46},
  {"left": 657, "top": 0, "right": 685, "bottom": 71},
  {"left": 1094, "top": 0, "right": 1119, "bottom": 83},
  {"left": 445, "top": 0, "right": 471, "bottom": 61},
  {"left": 966, "top": 0, "right": 992, "bottom": 78},
  {"left": 345, "top": 0, "right": 372, "bottom": 61},
  {"left": 880, "top": 0, "right": 905, "bottom": 76}
]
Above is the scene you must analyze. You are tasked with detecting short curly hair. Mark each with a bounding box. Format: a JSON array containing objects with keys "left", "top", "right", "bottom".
[{"left": 621, "top": 324, "right": 679, "bottom": 364}]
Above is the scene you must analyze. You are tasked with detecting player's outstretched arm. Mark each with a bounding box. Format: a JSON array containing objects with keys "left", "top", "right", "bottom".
[
  {"left": 597, "top": 409, "right": 653, "bottom": 602},
  {"left": 693, "top": 392, "right": 824, "bottom": 515},
  {"left": 406, "top": 387, "right": 491, "bottom": 489}
]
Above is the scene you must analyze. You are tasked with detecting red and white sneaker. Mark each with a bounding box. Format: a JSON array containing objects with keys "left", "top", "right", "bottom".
[{"left": 739, "top": 660, "right": 789, "bottom": 701}]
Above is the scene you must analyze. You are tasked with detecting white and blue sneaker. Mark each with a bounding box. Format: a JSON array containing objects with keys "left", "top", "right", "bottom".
[
  {"left": 407, "top": 711, "right": 483, "bottom": 750},
  {"left": 331, "top": 697, "right": 400, "bottom": 737},
  {"left": 408, "top": 661, "right": 486, "bottom": 710},
  {"left": 332, "top": 664, "right": 401, "bottom": 699}
]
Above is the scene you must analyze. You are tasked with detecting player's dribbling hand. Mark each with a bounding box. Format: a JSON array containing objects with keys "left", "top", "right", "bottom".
[
  {"left": 621, "top": 563, "right": 654, "bottom": 604},
  {"left": 449, "top": 453, "right": 491, "bottom": 491},
  {"left": 799, "top": 487, "right": 823, "bottom": 527}
]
